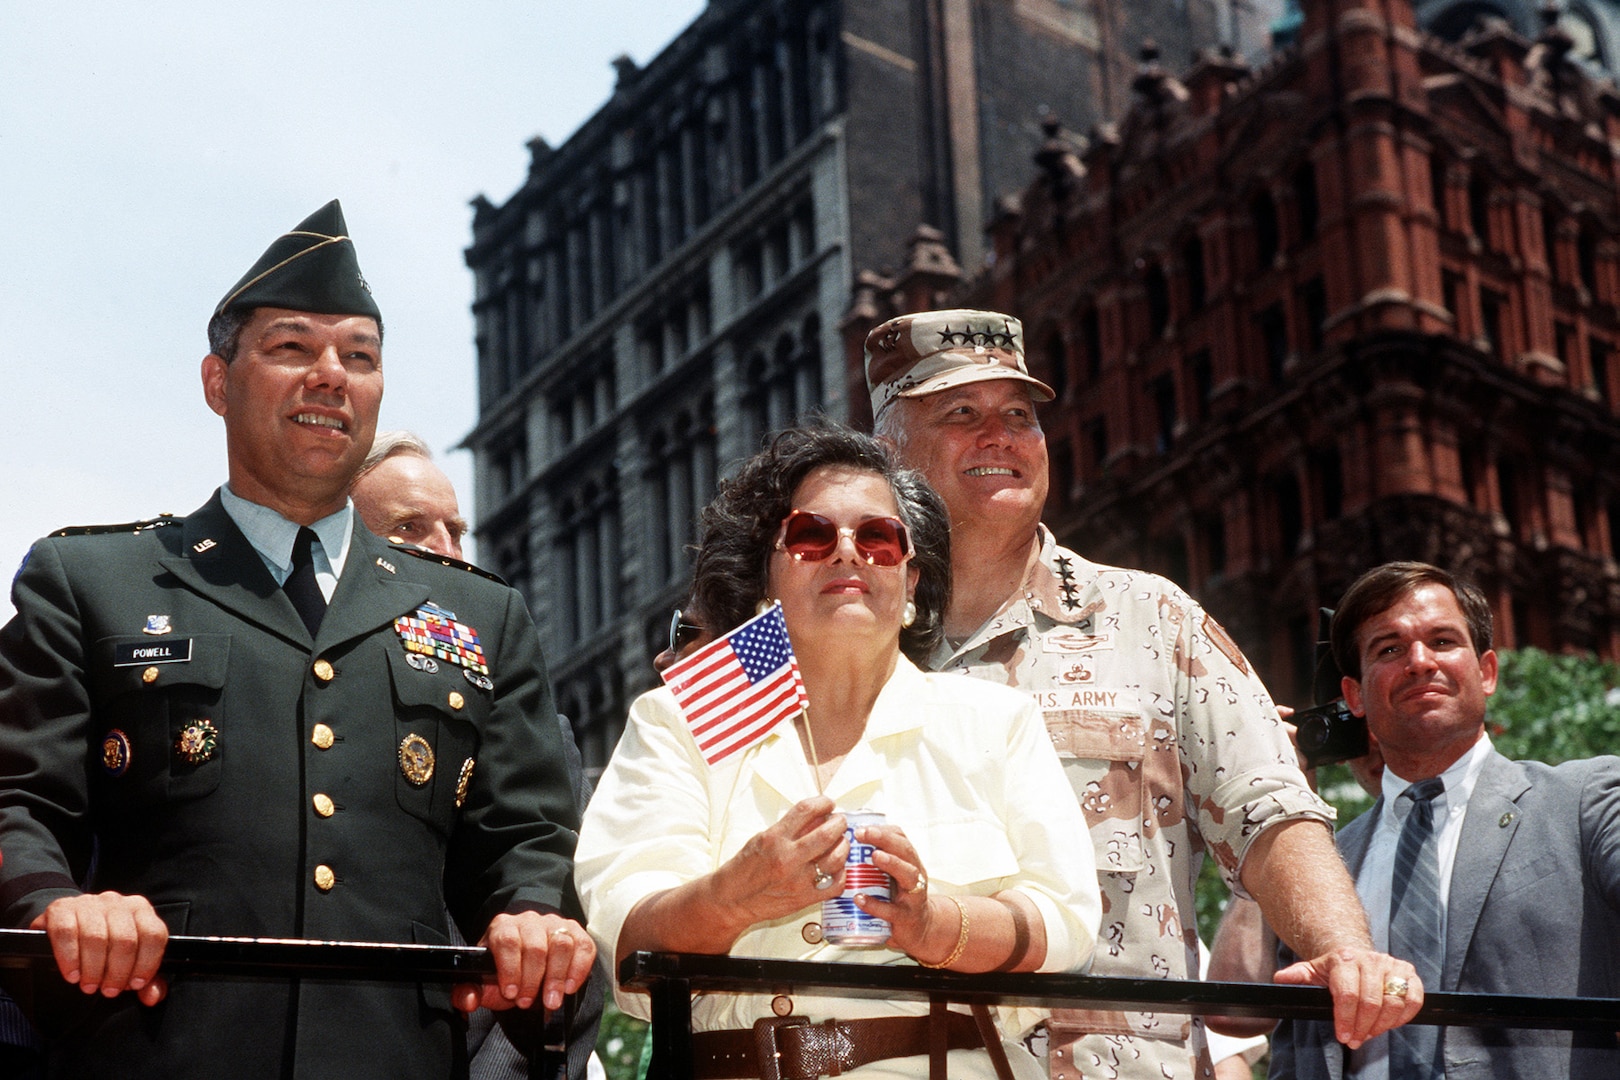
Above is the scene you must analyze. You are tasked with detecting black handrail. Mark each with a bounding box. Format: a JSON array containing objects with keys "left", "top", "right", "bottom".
[
  {"left": 0, "top": 927, "right": 494, "bottom": 980},
  {"left": 617, "top": 951, "right": 1620, "bottom": 1080}
]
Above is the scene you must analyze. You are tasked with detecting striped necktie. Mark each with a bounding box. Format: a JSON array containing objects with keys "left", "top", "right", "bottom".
[{"left": 1389, "top": 776, "right": 1446, "bottom": 1078}]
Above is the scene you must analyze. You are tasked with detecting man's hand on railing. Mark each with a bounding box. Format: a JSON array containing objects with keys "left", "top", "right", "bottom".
[
  {"left": 453, "top": 911, "right": 595, "bottom": 1016},
  {"left": 30, "top": 891, "right": 170, "bottom": 1006},
  {"left": 1275, "top": 946, "right": 1424, "bottom": 1048}
]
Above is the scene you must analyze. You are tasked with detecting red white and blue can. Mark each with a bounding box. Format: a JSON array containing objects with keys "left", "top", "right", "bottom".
[{"left": 822, "top": 809, "right": 893, "bottom": 946}]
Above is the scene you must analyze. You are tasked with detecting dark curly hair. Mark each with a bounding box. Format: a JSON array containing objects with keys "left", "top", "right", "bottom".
[{"left": 689, "top": 421, "right": 951, "bottom": 663}]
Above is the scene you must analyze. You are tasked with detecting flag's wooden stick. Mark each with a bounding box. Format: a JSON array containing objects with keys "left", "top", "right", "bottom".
[{"left": 799, "top": 705, "right": 824, "bottom": 796}]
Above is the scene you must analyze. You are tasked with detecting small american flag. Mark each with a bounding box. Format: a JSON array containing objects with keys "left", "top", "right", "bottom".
[{"left": 661, "top": 602, "right": 807, "bottom": 765}]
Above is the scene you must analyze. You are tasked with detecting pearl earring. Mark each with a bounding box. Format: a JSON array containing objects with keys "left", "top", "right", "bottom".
[{"left": 901, "top": 601, "right": 917, "bottom": 628}]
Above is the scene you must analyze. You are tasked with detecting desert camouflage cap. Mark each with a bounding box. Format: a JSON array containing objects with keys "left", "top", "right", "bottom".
[
  {"left": 213, "top": 199, "right": 379, "bottom": 322},
  {"left": 865, "top": 308, "right": 1053, "bottom": 418}
]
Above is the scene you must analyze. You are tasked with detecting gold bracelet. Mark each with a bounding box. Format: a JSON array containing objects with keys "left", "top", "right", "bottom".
[{"left": 918, "top": 895, "right": 969, "bottom": 969}]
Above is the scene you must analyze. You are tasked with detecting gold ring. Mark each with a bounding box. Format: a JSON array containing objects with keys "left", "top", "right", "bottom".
[
  {"left": 1383, "top": 976, "right": 1410, "bottom": 998},
  {"left": 909, "top": 874, "right": 927, "bottom": 895},
  {"left": 813, "top": 869, "right": 835, "bottom": 891}
]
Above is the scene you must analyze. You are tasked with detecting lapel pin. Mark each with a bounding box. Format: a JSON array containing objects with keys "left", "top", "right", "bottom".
[
  {"left": 1499, "top": 811, "right": 1515, "bottom": 828},
  {"left": 101, "top": 730, "right": 132, "bottom": 776},
  {"left": 399, "top": 733, "right": 435, "bottom": 786},
  {"left": 175, "top": 718, "right": 219, "bottom": 766},
  {"left": 142, "top": 615, "right": 173, "bottom": 636}
]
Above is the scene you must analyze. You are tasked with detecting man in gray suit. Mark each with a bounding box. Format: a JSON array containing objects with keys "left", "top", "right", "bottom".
[{"left": 1270, "top": 561, "right": 1620, "bottom": 1079}]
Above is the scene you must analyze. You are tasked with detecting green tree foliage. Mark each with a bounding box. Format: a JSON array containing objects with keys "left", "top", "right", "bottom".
[
  {"left": 596, "top": 1002, "right": 649, "bottom": 1080},
  {"left": 1485, "top": 647, "right": 1620, "bottom": 763}
]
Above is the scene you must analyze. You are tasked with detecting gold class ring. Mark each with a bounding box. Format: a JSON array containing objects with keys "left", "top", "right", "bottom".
[{"left": 1383, "top": 976, "right": 1410, "bottom": 998}]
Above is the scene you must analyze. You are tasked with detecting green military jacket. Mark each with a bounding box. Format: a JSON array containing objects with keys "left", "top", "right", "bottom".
[{"left": 0, "top": 491, "right": 581, "bottom": 1079}]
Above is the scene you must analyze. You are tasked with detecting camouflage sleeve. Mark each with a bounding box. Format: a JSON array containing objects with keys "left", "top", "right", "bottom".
[{"left": 1166, "top": 587, "right": 1335, "bottom": 895}]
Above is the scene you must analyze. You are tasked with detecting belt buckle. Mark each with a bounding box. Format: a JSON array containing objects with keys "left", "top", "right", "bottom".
[{"left": 752, "top": 1015, "right": 811, "bottom": 1080}]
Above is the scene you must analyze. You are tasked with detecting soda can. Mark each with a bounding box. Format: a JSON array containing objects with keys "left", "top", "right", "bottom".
[{"left": 821, "top": 809, "right": 893, "bottom": 946}]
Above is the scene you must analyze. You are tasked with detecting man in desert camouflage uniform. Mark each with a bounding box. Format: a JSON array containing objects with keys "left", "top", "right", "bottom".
[{"left": 869, "top": 309, "right": 1422, "bottom": 1080}]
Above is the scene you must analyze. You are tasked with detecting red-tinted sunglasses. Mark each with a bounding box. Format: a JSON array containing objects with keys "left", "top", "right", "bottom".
[{"left": 774, "top": 509, "right": 912, "bottom": 567}]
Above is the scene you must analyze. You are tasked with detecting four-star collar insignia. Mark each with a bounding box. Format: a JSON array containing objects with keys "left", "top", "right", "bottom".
[{"left": 394, "top": 602, "right": 489, "bottom": 676}]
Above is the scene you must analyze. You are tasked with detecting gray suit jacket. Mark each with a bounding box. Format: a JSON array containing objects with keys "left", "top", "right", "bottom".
[{"left": 1270, "top": 750, "right": 1620, "bottom": 1079}]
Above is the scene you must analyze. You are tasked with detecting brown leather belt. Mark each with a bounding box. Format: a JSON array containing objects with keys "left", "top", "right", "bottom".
[{"left": 691, "top": 1011, "right": 982, "bottom": 1079}]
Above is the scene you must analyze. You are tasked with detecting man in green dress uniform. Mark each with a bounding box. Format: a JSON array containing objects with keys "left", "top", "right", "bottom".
[{"left": 0, "top": 201, "right": 593, "bottom": 1078}]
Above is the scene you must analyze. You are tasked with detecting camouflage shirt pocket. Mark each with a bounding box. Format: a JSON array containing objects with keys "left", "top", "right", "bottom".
[{"left": 1042, "top": 707, "right": 1146, "bottom": 873}]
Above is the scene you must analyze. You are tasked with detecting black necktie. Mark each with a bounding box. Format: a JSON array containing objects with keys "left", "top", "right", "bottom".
[
  {"left": 284, "top": 527, "right": 327, "bottom": 638},
  {"left": 1389, "top": 776, "right": 1446, "bottom": 1078}
]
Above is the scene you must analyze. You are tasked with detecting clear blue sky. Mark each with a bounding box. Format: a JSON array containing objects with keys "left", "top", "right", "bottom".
[{"left": 0, "top": 2, "right": 704, "bottom": 621}]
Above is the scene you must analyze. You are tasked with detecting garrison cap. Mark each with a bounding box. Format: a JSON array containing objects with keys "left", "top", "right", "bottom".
[
  {"left": 213, "top": 200, "right": 380, "bottom": 321},
  {"left": 865, "top": 308, "right": 1053, "bottom": 418}
]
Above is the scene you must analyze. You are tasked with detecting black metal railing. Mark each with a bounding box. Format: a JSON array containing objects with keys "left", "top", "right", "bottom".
[{"left": 617, "top": 951, "right": 1620, "bottom": 1080}]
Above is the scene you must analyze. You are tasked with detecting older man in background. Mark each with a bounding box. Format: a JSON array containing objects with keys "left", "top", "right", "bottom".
[{"left": 351, "top": 430, "right": 470, "bottom": 560}]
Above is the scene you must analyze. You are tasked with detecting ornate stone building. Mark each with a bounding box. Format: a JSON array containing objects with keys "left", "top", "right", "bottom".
[
  {"left": 1415, "top": 0, "right": 1617, "bottom": 66},
  {"left": 843, "top": 0, "right": 1620, "bottom": 706},
  {"left": 463, "top": 0, "right": 1279, "bottom": 770}
]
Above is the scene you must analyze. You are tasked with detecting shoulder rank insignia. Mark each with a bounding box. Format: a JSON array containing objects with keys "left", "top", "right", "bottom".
[
  {"left": 52, "top": 514, "right": 179, "bottom": 538},
  {"left": 394, "top": 603, "right": 490, "bottom": 676},
  {"left": 395, "top": 544, "right": 508, "bottom": 585}
]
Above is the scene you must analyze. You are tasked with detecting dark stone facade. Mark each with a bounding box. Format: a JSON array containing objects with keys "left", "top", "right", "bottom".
[{"left": 842, "top": 0, "right": 1620, "bottom": 706}]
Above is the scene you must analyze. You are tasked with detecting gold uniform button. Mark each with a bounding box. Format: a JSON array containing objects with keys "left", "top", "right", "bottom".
[
  {"left": 801, "top": 922, "right": 823, "bottom": 945},
  {"left": 314, "top": 865, "right": 336, "bottom": 891},
  {"left": 311, "top": 723, "right": 335, "bottom": 750},
  {"left": 312, "top": 659, "right": 335, "bottom": 682},
  {"left": 447, "top": 691, "right": 464, "bottom": 711},
  {"left": 312, "top": 793, "right": 335, "bottom": 818},
  {"left": 142, "top": 667, "right": 160, "bottom": 684},
  {"left": 771, "top": 995, "right": 793, "bottom": 1017}
]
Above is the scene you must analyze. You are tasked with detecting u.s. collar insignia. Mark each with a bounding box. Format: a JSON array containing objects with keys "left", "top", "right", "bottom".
[
  {"left": 455, "top": 757, "right": 475, "bottom": 808},
  {"left": 463, "top": 668, "right": 493, "bottom": 691},
  {"left": 405, "top": 652, "right": 439, "bottom": 674},
  {"left": 174, "top": 718, "right": 219, "bottom": 765},
  {"left": 394, "top": 603, "right": 490, "bottom": 676},
  {"left": 102, "top": 730, "right": 132, "bottom": 776},
  {"left": 399, "top": 733, "right": 435, "bottom": 786},
  {"left": 192, "top": 538, "right": 217, "bottom": 554},
  {"left": 376, "top": 556, "right": 396, "bottom": 574},
  {"left": 143, "top": 615, "right": 173, "bottom": 636}
]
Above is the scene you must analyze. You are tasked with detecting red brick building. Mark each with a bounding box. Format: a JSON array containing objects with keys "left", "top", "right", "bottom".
[{"left": 844, "top": 0, "right": 1620, "bottom": 705}]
